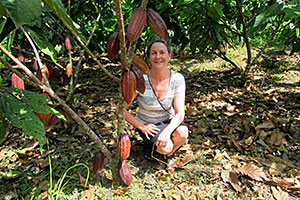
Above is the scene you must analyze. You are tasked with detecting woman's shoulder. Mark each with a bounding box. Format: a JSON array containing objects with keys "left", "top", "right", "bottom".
[{"left": 171, "top": 70, "right": 185, "bottom": 81}]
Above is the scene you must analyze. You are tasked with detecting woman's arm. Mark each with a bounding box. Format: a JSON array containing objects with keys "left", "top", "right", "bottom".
[{"left": 123, "top": 102, "right": 160, "bottom": 140}]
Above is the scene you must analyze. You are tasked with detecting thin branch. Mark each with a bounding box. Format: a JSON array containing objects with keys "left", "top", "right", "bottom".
[{"left": 21, "top": 26, "right": 51, "bottom": 88}]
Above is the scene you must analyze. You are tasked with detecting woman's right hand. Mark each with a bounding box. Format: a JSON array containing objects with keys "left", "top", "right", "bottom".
[{"left": 141, "top": 124, "right": 160, "bottom": 140}]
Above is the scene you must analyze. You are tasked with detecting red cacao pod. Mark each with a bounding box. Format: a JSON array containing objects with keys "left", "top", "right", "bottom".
[
  {"left": 17, "top": 53, "right": 25, "bottom": 63},
  {"left": 122, "top": 71, "right": 136, "bottom": 105},
  {"left": 32, "top": 60, "right": 38, "bottom": 71},
  {"left": 48, "top": 65, "right": 61, "bottom": 79},
  {"left": 66, "top": 63, "right": 72, "bottom": 77},
  {"left": 118, "top": 134, "right": 131, "bottom": 161},
  {"left": 127, "top": 7, "right": 147, "bottom": 42},
  {"left": 118, "top": 160, "right": 132, "bottom": 186},
  {"left": 34, "top": 93, "right": 53, "bottom": 127},
  {"left": 11, "top": 73, "right": 25, "bottom": 89},
  {"left": 65, "top": 36, "right": 71, "bottom": 51},
  {"left": 107, "top": 32, "right": 120, "bottom": 60},
  {"left": 132, "top": 54, "right": 149, "bottom": 74},
  {"left": 37, "top": 64, "right": 50, "bottom": 85},
  {"left": 93, "top": 151, "right": 105, "bottom": 175},
  {"left": 146, "top": 8, "right": 168, "bottom": 40},
  {"left": 131, "top": 65, "right": 145, "bottom": 94}
]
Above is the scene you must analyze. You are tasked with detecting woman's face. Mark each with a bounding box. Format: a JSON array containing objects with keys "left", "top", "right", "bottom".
[{"left": 148, "top": 42, "right": 171, "bottom": 69}]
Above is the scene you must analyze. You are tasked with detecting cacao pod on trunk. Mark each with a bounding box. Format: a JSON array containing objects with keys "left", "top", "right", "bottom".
[
  {"left": 66, "top": 63, "right": 72, "bottom": 77},
  {"left": 132, "top": 54, "right": 149, "bottom": 74},
  {"left": 122, "top": 71, "right": 136, "bottom": 105},
  {"left": 93, "top": 151, "right": 105, "bottom": 175},
  {"left": 127, "top": 7, "right": 147, "bottom": 42},
  {"left": 65, "top": 36, "right": 71, "bottom": 51},
  {"left": 107, "top": 32, "right": 120, "bottom": 60},
  {"left": 131, "top": 65, "right": 145, "bottom": 94},
  {"left": 147, "top": 8, "right": 168, "bottom": 40},
  {"left": 11, "top": 73, "right": 25, "bottom": 89},
  {"left": 118, "top": 160, "right": 132, "bottom": 186},
  {"left": 118, "top": 134, "right": 131, "bottom": 161},
  {"left": 17, "top": 53, "right": 25, "bottom": 63}
]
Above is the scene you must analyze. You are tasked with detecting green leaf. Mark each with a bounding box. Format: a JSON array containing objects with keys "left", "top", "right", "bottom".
[
  {"left": 9, "top": 88, "right": 52, "bottom": 114},
  {"left": 0, "top": 92, "right": 45, "bottom": 148},
  {"left": 0, "top": 76, "right": 2, "bottom": 85},
  {"left": 43, "top": 0, "right": 87, "bottom": 43},
  {"left": 0, "top": 0, "right": 42, "bottom": 27},
  {"left": 0, "top": 105, "right": 8, "bottom": 144},
  {"left": 27, "top": 27, "right": 57, "bottom": 63},
  {"left": 0, "top": 2, "right": 8, "bottom": 16}
]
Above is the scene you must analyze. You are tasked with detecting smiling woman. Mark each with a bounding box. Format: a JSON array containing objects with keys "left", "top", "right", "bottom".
[{"left": 124, "top": 37, "right": 188, "bottom": 171}]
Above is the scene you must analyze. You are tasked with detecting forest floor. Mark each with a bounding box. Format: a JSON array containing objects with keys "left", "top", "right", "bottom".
[{"left": 0, "top": 48, "right": 300, "bottom": 199}]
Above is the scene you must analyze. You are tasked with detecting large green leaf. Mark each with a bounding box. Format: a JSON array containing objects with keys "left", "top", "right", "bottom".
[
  {"left": 43, "top": 0, "right": 86, "bottom": 43},
  {"left": 0, "top": 105, "right": 8, "bottom": 144},
  {"left": 0, "top": 76, "right": 2, "bottom": 85},
  {"left": 0, "top": 2, "right": 8, "bottom": 16},
  {"left": 0, "top": 91, "right": 45, "bottom": 147},
  {"left": 27, "top": 27, "right": 57, "bottom": 63},
  {"left": 9, "top": 88, "right": 52, "bottom": 114},
  {"left": 0, "top": 0, "right": 42, "bottom": 27}
]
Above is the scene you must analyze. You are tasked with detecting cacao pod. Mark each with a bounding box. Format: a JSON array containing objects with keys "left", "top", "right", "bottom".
[
  {"left": 37, "top": 64, "right": 50, "bottom": 85},
  {"left": 17, "top": 53, "right": 25, "bottom": 63},
  {"left": 107, "top": 32, "right": 120, "bottom": 60},
  {"left": 32, "top": 60, "right": 38, "bottom": 71},
  {"left": 122, "top": 71, "right": 136, "bottom": 105},
  {"left": 65, "top": 36, "right": 71, "bottom": 51},
  {"left": 93, "top": 151, "right": 105, "bottom": 175},
  {"left": 132, "top": 54, "right": 149, "bottom": 74},
  {"left": 11, "top": 73, "right": 25, "bottom": 89},
  {"left": 66, "top": 63, "right": 72, "bottom": 77},
  {"left": 48, "top": 65, "right": 61, "bottom": 79},
  {"left": 34, "top": 93, "right": 53, "bottom": 127},
  {"left": 146, "top": 8, "right": 168, "bottom": 40},
  {"left": 118, "top": 134, "right": 131, "bottom": 161},
  {"left": 131, "top": 65, "right": 145, "bottom": 94},
  {"left": 127, "top": 7, "right": 147, "bottom": 42},
  {"left": 118, "top": 160, "right": 132, "bottom": 186}
]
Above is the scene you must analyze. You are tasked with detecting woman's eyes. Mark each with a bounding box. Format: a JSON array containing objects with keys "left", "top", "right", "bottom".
[{"left": 151, "top": 51, "right": 166, "bottom": 55}]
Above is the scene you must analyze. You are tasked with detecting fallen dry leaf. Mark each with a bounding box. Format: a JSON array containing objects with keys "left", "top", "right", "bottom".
[
  {"left": 271, "top": 186, "right": 290, "bottom": 200},
  {"left": 115, "top": 188, "right": 129, "bottom": 195},
  {"left": 80, "top": 186, "right": 94, "bottom": 200},
  {"left": 221, "top": 170, "right": 242, "bottom": 192},
  {"left": 237, "top": 164, "right": 270, "bottom": 182}
]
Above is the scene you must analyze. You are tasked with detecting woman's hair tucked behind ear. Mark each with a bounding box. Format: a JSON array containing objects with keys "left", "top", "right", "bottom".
[{"left": 146, "top": 37, "right": 172, "bottom": 57}]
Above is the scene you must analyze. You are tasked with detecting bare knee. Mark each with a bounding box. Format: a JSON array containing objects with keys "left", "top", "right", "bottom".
[{"left": 173, "top": 125, "right": 188, "bottom": 141}]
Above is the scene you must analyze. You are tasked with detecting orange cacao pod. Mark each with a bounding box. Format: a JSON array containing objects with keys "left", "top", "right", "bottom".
[
  {"left": 127, "top": 7, "right": 147, "bottom": 42},
  {"left": 66, "top": 63, "right": 72, "bottom": 77},
  {"left": 34, "top": 93, "right": 53, "bottom": 127},
  {"left": 107, "top": 32, "right": 120, "bottom": 60},
  {"left": 11, "top": 73, "right": 25, "bottom": 89},
  {"left": 118, "top": 160, "right": 132, "bottom": 186},
  {"left": 122, "top": 71, "right": 136, "bottom": 105},
  {"left": 147, "top": 8, "right": 168, "bottom": 40},
  {"left": 131, "top": 65, "right": 145, "bottom": 94},
  {"left": 37, "top": 64, "right": 49, "bottom": 85},
  {"left": 93, "top": 151, "right": 105, "bottom": 175},
  {"left": 118, "top": 134, "right": 131, "bottom": 161},
  {"left": 132, "top": 54, "right": 149, "bottom": 74},
  {"left": 65, "top": 36, "right": 71, "bottom": 51}
]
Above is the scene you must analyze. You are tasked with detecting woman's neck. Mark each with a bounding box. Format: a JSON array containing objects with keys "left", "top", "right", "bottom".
[{"left": 149, "top": 68, "right": 170, "bottom": 82}]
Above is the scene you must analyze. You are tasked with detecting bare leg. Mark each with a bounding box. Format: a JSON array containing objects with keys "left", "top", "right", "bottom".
[
  {"left": 167, "top": 125, "right": 189, "bottom": 156},
  {"left": 156, "top": 125, "right": 188, "bottom": 156}
]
